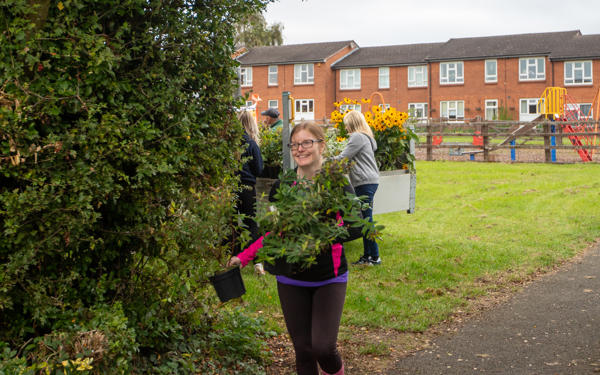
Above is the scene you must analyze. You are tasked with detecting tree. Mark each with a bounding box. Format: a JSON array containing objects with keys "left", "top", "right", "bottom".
[
  {"left": 0, "top": 0, "right": 272, "bottom": 373},
  {"left": 235, "top": 11, "right": 284, "bottom": 48}
]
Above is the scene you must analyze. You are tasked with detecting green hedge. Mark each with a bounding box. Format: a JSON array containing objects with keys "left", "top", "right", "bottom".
[{"left": 0, "top": 0, "right": 271, "bottom": 373}]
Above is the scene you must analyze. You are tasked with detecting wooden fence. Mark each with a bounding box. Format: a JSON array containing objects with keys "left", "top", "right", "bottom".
[{"left": 414, "top": 120, "right": 600, "bottom": 163}]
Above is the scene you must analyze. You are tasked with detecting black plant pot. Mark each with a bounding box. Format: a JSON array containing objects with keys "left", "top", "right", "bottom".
[{"left": 209, "top": 266, "right": 246, "bottom": 302}]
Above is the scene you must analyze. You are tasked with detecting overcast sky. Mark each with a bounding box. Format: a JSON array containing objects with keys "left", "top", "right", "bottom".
[{"left": 264, "top": 0, "right": 600, "bottom": 47}]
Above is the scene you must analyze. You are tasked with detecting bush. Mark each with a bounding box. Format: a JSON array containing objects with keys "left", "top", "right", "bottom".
[{"left": 1, "top": 0, "right": 272, "bottom": 373}]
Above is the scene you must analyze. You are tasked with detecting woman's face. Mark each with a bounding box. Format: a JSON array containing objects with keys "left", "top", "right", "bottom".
[{"left": 291, "top": 129, "right": 324, "bottom": 169}]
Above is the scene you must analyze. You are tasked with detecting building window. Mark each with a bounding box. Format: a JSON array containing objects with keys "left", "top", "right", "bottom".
[
  {"left": 268, "top": 65, "right": 278, "bottom": 86},
  {"left": 578, "top": 103, "right": 593, "bottom": 119},
  {"left": 268, "top": 100, "right": 278, "bottom": 110},
  {"left": 379, "top": 67, "right": 390, "bottom": 89},
  {"left": 294, "top": 64, "right": 314, "bottom": 84},
  {"left": 440, "top": 100, "right": 464, "bottom": 121},
  {"left": 408, "top": 103, "right": 428, "bottom": 121},
  {"left": 485, "top": 60, "right": 497, "bottom": 83},
  {"left": 245, "top": 100, "right": 254, "bottom": 107},
  {"left": 340, "top": 69, "right": 361, "bottom": 90},
  {"left": 240, "top": 67, "right": 252, "bottom": 87},
  {"left": 485, "top": 100, "right": 498, "bottom": 120},
  {"left": 408, "top": 65, "right": 427, "bottom": 87},
  {"left": 564, "top": 61, "right": 592, "bottom": 85},
  {"left": 294, "top": 99, "right": 315, "bottom": 121},
  {"left": 440, "top": 62, "right": 464, "bottom": 84},
  {"left": 519, "top": 57, "right": 545, "bottom": 81},
  {"left": 339, "top": 104, "right": 361, "bottom": 113},
  {"left": 520, "top": 98, "right": 541, "bottom": 115},
  {"left": 378, "top": 104, "right": 390, "bottom": 112}
]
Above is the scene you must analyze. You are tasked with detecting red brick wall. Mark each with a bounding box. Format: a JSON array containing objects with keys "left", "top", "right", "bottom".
[
  {"left": 246, "top": 52, "right": 600, "bottom": 124},
  {"left": 240, "top": 44, "right": 357, "bottom": 125}
]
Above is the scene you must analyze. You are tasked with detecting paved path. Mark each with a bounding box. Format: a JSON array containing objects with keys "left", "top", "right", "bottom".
[{"left": 388, "top": 243, "right": 600, "bottom": 375}]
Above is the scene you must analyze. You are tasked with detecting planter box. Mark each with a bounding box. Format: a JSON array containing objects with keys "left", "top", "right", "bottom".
[{"left": 373, "top": 169, "right": 416, "bottom": 215}]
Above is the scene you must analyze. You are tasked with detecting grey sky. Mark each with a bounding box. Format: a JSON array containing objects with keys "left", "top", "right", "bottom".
[{"left": 264, "top": 0, "right": 600, "bottom": 46}]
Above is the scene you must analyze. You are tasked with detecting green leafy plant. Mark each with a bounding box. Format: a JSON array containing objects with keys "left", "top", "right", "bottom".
[
  {"left": 330, "top": 98, "right": 418, "bottom": 171},
  {"left": 324, "top": 128, "right": 348, "bottom": 158},
  {"left": 259, "top": 126, "right": 283, "bottom": 168},
  {"left": 1, "top": 0, "right": 272, "bottom": 373},
  {"left": 255, "top": 160, "right": 382, "bottom": 269}
]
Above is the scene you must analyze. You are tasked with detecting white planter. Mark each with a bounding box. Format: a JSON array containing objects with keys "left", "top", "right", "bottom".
[{"left": 373, "top": 169, "right": 416, "bottom": 215}]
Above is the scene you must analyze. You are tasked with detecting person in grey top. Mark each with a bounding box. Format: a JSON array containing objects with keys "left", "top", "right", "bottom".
[{"left": 334, "top": 110, "right": 381, "bottom": 265}]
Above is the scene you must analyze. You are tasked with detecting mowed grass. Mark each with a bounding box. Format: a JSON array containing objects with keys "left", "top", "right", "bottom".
[{"left": 239, "top": 161, "right": 600, "bottom": 333}]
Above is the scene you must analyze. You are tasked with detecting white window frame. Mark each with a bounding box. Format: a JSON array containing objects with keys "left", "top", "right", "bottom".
[
  {"left": 294, "top": 64, "right": 314, "bottom": 85},
  {"left": 440, "top": 100, "right": 465, "bottom": 121},
  {"left": 378, "top": 104, "right": 390, "bottom": 112},
  {"left": 408, "top": 103, "right": 428, "bottom": 121},
  {"left": 268, "top": 65, "right": 278, "bottom": 86},
  {"left": 564, "top": 61, "right": 593, "bottom": 85},
  {"left": 520, "top": 98, "right": 541, "bottom": 115},
  {"left": 440, "top": 62, "right": 464, "bottom": 85},
  {"left": 578, "top": 103, "right": 593, "bottom": 120},
  {"left": 485, "top": 99, "right": 498, "bottom": 120},
  {"left": 268, "top": 100, "right": 278, "bottom": 110},
  {"left": 378, "top": 67, "right": 390, "bottom": 89},
  {"left": 519, "top": 57, "right": 545, "bottom": 81},
  {"left": 294, "top": 98, "right": 315, "bottom": 121},
  {"left": 485, "top": 59, "right": 497, "bottom": 83},
  {"left": 339, "top": 104, "right": 361, "bottom": 113},
  {"left": 240, "top": 67, "right": 252, "bottom": 87},
  {"left": 408, "top": 65, "right": 427, "bottom": 87},
  {"left": 340, "top": 69, "right": 361, "bottom": 90}
]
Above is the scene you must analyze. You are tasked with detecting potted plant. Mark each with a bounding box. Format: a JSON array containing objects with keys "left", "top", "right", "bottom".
[
  {"left": 258, "top": 126, "right": 283, "bottom": 179},
  {"left": 330, "top": 98, "right": 419, "bottom": 214},
  {"left": 254, "top": 159, "right": 382, "bottom": 271}
]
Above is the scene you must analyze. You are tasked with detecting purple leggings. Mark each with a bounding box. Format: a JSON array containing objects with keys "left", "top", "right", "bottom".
[{"left": 277, "top": 281, "right": 346, "bottom": 375}]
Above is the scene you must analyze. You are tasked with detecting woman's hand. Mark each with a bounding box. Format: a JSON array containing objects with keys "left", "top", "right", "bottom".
[{"left": 227, "top": 256, "right": 241, "bottom": 268}]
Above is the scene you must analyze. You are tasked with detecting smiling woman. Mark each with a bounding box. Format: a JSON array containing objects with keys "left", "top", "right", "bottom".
[{"left": 228, "top": 121, "right": 381, "bottom": 375}]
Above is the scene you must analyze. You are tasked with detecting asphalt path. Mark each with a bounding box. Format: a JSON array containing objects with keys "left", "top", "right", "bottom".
[{"left": 388, "top": 243, "right": 600, "bottom": 375}]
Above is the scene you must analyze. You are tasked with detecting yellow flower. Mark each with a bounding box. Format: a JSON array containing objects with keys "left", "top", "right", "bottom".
[
  {"left": 57, "top": 1, "right": 64, "bottom": 10},
  {"left": 337, "top": 137, "right": 347, "bottom": 142}
]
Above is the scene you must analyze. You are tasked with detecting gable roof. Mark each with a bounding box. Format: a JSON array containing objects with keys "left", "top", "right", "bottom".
[
  {"left": 237, "top": 40, "right": 358, "bottom": 66},
  {"left": 550, "top": 34, "right": 600, "bottom": 60},
  {"left": 426, "top": 30, "right": 582, "bottom": 61},
  {"left": 331, "top": 42, "right": 444, "bottom": 69}
]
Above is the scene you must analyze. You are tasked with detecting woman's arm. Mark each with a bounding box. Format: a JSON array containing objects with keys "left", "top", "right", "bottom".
[{"left": 334, "top": 133, "right": 366, "bottom": 161}]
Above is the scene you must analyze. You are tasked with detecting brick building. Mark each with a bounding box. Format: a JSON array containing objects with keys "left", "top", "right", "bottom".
[{"left": 237, "top": 30, "right": 600, "bottom": 124}]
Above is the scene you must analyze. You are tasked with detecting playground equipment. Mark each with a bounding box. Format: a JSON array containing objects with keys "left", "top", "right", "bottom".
[{"left": 537, "top": 86, "right": 599, "bottom": 162}]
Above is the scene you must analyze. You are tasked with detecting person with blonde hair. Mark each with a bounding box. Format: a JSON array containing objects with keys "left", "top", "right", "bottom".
[
  {"left": 236, "top": 111, "right": 263, "bottom": 272},
  {"left": 335, "top": 110, "right": 381, "bottom": 266}
]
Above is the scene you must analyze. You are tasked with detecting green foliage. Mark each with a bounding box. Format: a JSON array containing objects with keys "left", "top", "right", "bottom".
[
  {"left": 234, "top": 11, "right": 283, "bottom": 48},
  {"left": 258, "top": 126, "right": 282, "bottom": 168},
  {"left": 323, "top": 128, "right": 348, "bottom": 158},
  {"left": 1, "top": 0, "right": 272, "bottom": 373},
  {"left": 255, "top": 160, "right": 381, "bottom": 269}
]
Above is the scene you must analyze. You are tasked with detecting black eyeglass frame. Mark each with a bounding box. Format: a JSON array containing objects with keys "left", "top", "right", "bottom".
[{"left": 287, "top": 139, "right": 323, "bottom": 150}]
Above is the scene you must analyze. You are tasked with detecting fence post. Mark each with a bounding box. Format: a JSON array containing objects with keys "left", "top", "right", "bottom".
[
  {"left": 426, "top": 123, "right": 433, "bottom": 161},
  {"left": 510, "top": 140, "right": 516, "bottom": 161},
  {"left": 550, "top": 124, "right": 556, "bottom": 162},
  {"left": 543, "top": 122, "right": 551, "bottom": 162},
  {"left": 482, "top": 123, "right": 489, "bottom": 161}
]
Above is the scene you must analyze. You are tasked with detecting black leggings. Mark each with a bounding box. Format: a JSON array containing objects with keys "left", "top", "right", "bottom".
[{"left": 277, "top": 281, "right": 346, "bottom": 375}]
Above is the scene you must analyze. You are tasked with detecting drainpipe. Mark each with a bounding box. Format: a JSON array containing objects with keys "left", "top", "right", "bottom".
[{"left": 428, "top": 61, "right": 432, "bottom": 120}]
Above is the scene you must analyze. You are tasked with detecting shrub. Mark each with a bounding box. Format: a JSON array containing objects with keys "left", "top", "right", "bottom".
[{"left": 1, "top": 0, "right": 272, "bottom": 373}]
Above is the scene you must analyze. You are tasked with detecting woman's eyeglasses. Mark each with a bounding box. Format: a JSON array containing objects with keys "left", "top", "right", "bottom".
[{"left": 287, "top": 139, "right": 323, "bottom": 150}]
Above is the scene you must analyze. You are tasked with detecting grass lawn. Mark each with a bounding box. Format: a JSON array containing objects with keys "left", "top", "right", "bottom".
[{"left": 237, "top": 161, "right": 600, "bottom": 336}]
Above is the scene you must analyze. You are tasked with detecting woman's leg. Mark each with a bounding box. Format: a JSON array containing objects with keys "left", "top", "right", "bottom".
[
  {"left": 311, "top": 282, "right": 346, "bottom": 374},
  {"left": 354, "top": 184, "right": 379, "bottom": 261},
  {"left": 277, "top": 282, "right": 319, "bottom": 375}
]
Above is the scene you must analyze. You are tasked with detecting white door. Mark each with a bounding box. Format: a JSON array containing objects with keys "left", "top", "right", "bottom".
[
  {"left": 294, "top": 99, "right": 314, "bottom": 122},
  {"left": 519, "top": 98, "right": 542, "bottom": 122}
]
